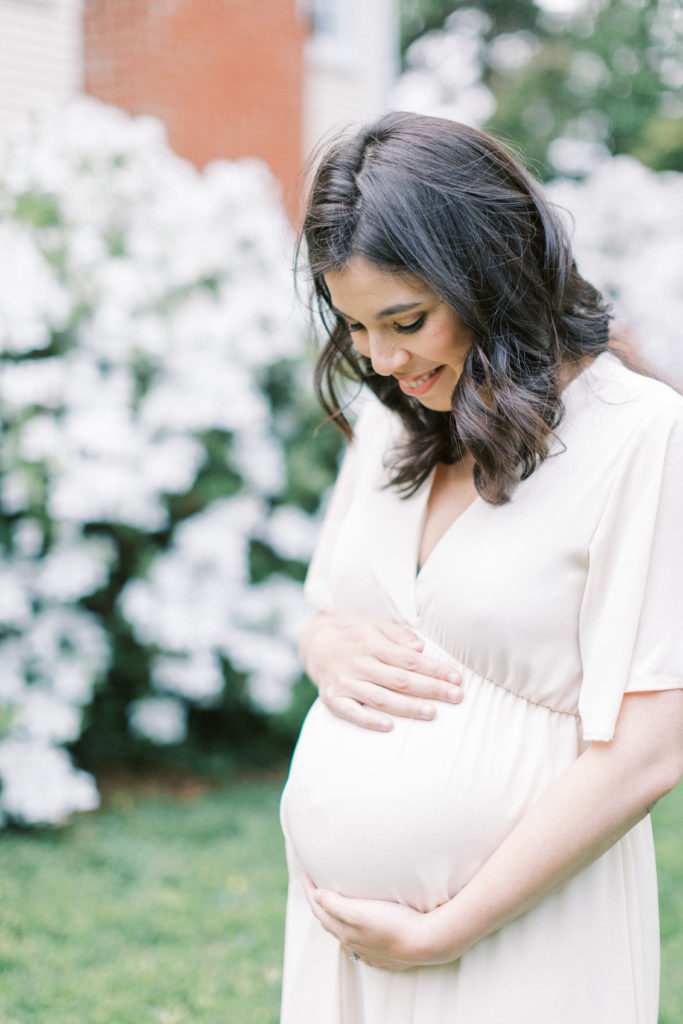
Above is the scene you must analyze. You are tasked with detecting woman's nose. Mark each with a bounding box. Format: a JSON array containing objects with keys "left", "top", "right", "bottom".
[{"left": 366, "top": 332, "right": 411, "bottom": 376}]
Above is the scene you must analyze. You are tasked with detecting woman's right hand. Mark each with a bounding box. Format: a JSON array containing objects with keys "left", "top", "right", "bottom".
[{"left": 299, "top": 613, "right": 463, "bottom": 731}]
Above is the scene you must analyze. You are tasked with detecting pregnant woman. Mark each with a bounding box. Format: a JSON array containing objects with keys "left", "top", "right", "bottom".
[{"left": 279, "top": 112, "right": 683, "bottom": 1023}]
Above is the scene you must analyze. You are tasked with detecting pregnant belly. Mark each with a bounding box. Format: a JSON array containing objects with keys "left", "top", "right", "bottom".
[{"left": 281, "top": 673, "right": 580, "bottom": 912}]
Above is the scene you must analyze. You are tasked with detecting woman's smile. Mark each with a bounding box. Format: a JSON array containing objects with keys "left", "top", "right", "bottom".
[
  {"left": 324, "top": 256, "right": 473, "bottom": 412},
  {"left": 396, "top": 366, "right": 447, "bottom": 395}
]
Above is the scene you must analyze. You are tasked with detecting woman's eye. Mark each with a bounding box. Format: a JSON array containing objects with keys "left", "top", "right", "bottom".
[
  {"left": 347, "top": 322, "right": 365, "bottom": 334},
  {"left": 395, "top": 314, "right": 426, "bottom": 335}
]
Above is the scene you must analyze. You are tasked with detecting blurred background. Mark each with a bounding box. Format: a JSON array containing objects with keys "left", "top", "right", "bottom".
[
  {"left": 0, "top": 0, "right": 681, "bottom": 826},
  {"left": 0, "top": 3, "right": 682, "bottom": 1022}
]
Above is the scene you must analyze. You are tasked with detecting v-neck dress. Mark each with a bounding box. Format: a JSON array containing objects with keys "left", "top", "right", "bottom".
[{"left": 279, "top": 353, "right": 683, "bottom": 1024}]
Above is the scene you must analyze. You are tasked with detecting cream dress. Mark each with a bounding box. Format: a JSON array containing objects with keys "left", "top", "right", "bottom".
[{"left": 280, "top": 352, "right": 683, "bottom": 1024}]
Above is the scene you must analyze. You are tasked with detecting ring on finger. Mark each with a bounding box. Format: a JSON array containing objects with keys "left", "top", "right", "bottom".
[{"left": 349, "top": 951, "right": 360, "bottom": 963}]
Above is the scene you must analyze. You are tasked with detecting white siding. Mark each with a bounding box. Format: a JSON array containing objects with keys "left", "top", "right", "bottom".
[
  {"left": 0, "top": 0, "right": 83, "bottom": 123},
  {"left": 302, "top": 0, "right": 399, "bottom": 160}
]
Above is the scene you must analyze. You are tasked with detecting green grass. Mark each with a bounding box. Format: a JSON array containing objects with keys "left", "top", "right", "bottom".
[
  {"left": 653, "top": 780, "right": 683, "bottom": 1024},
  {"left": 0, "top": 774, "right": 288, "bottom": 1024},
  {"left": 0, "top": 773, "right": 680, "bottom": 1023}
]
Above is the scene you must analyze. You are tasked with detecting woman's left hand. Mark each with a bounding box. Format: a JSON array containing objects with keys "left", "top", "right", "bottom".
[{"left": 301, "top": 874, "right": 446, "bottom": 970}]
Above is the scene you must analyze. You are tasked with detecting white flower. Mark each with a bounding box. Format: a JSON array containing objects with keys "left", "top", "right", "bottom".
[
  {"left": 248, "top": 673, "right": 295, "bottom": 713},
  {"left": 548, "top": 158, "right": 683, "bottom": 381},
  {"left": 238, "top": 576, "right": 316, "bottom": 648},
  {"left": 535, "top": 0, "right": 586, "bottom": 12},
  {"left": 23, "top": 606, "right": 111, "bottom": 703},
  {"left": 233, "top": 429, "right": 286, "bottom": 496},
  {"left": 48, "top": 458, "right": 170, "bottom": 530},
  {"left": 0, "top": 558, "right": 33, "bottom": 629},
  {"left": 0, "top": 470, "right": 31, "bottom": 514},
  {"left": 487, "top": 31, "right": 540, "bottom": 72},
  {"left": 0, "top": 739, "right": 99, "bottom": 826},
  {"left": 13, "top": 690, "right": 82, "bottom": 743},
  {"left": 120, "top": 497, "right": 262, "bottom": 653},
  {"left": 0, "top": 638, "right": 28, "bottom": 702},
  {"left": 127, "top": 697, "right": 188, "bottom": 745},
  {"left": 228, "top": 631, "right": 301, "bottom": 712},
  {"left": 143, "top": 436, "right": 206, "bottom": 495},
  {"left": 0, "top": 222, "right": 71, "bottom": 354},
  {"left": 547, "top": 137, "right": 611, "bottom": 177},
  {"left": 11, "top": 519, "right": 44, "bottom": 558},
  {"left": 391, "top": 7, "right": 497, "bottom": 128},
  {"left": 566, "top": 51, "right": 610, "bottom": 97},
  {"left": 0, "top": 358, "right": 66, "bottom": 411},
  {"left": 152, "top": 652, "right": 225, "bottom": 704},
  {"left": 0, "top": 96, "right": 317, "bottom": 827},
  {"left": 34, "top": 535, "right": 116, "bottom": 602},
  {"left": 18, "top": 413, "right": 63, "bottom": 462},
  {"left": 259, "top": 505, "right": 319, "bottom": 562},
  {"left": 175, "top": 496, "right": 263, "bottom": 573}
]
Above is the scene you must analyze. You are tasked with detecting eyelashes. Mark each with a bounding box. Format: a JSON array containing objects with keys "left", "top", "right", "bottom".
[
  {"left": 345, "top": 314, "right": 427, "bottom": 335},
  {"left": 395, "top": 314, "right": 426, "bottom": 335}
]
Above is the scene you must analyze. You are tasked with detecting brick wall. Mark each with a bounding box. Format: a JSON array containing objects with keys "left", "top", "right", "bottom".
[{"left": 83, "top": 0, "right": 307, "bottom": 209}]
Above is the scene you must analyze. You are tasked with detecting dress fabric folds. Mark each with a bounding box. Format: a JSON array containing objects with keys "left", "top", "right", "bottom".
[{"left": 280, "top": 352, "right": 683, "bottom": 1024}]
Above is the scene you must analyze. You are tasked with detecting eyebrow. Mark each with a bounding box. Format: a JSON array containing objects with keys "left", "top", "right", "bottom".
[{"left": 331, "top": 301, "right": 422, "bottom": 321}]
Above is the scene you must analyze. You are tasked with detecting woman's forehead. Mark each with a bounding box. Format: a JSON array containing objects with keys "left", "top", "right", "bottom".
[{"left": 324, "top": 257, "right": 432, "bottom": 317}]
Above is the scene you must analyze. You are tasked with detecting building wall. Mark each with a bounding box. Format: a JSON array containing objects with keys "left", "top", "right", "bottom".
[
  {"left": 0, "top": 0, "right": 398, "bottom": 219},
  {"left": 303, "top": 0, "right": 399, "bottom": 163},
  {"left": 0, "top": 0, "right": 84, "bottom": 123},
  {"left": 83, "top": 0, "right": 308, "bottom": 209}
]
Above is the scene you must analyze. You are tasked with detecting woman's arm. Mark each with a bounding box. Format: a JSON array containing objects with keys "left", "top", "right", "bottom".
[
  {"left": 300, "top": 611, "right": 463, "bottom": 730},
  {"left": 302, "top": 688, "right": 683, "bottom": 970}
]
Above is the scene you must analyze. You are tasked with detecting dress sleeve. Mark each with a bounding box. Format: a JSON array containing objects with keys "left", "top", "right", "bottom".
[
  {"left": 303, "top": 398, "right": 383, "bottom": 613},
  {"left": 578, "top": 402, "right": 683, "bottom": 742}
]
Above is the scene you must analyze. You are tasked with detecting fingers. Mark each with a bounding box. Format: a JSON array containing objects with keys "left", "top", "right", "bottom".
[
  {"left": 367, "top": 631, "right": 463, "bottom": 695},
  {"left": 352, "top": 666, "right": 462, "bottom": 712},
  {"left": 301, "top": 874, "right": 363, "bottom": 929},
  {"left": 300, "top": 875, "right": 422, "bottom": 972},
  {"left": 301, "top": 874, "right": 352, "bottom": 943},
  {"left": 306, "top": 615, "right": 465, "bottom": 727},
  {"left": 357, "top": 685, "right": 437, "bottom": 722},
  {"left": 302, "top": 877, "right": 374, "bottom": 961},
  {"left": 325, "top": 667, "right": 464, "bottom": 730},
  {"left": 314, "top": 888, "right": 361, "bottom": 927},
  {"left": 327, "top": 696, "right": 395, "bottom": 732},
  {"left": 327, "top": 678, "right": 462, "bottom": 730},
  {"left": 376, "top": 621, "right": 424, "bottom": 650},
  {"left": 374, "top": 662, "right": 463, "bottom": 702}
]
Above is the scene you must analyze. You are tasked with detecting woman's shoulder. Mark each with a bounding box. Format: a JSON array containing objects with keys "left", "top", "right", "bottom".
[{"left": 568, "top": 350, "right": 683, "bottom": 439}]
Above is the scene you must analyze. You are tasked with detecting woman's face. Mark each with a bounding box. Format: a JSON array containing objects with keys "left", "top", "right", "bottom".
[{"left": 324, "top": 256, "right": 473, "bottom": 412}]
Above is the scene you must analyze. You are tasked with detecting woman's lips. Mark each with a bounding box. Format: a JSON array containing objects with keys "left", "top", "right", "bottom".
[{"left": 397, "top": 366, "right": 445, "bottom": 396}]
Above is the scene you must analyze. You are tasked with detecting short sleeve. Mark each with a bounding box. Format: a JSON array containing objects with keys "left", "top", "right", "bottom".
[
  {"left": 303, "top": 397, "right": 386, "bottom": 613},
  {"left": 578, "top": 402, "right": 683, "bottom": 742}
]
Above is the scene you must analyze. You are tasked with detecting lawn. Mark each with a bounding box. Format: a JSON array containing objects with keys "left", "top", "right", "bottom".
[
  {"left": 0, "top": 772, "right": 288, "bottom": 1024},
  {"left": 0, "top": 771, "right": 680, "bottom": 1023},
  {"left": 653, "top": 780, "right": 683, "bottom": 1024}
]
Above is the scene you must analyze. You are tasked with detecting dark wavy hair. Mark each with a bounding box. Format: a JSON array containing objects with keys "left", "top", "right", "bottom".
[{"left": 299, "top": 111, "right": 611, "bottom": 504}]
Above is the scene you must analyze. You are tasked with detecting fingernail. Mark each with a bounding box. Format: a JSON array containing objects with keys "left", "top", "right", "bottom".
[
  {"left": 421, "top": 704, "right": 436, "bottom": 719},
  {"left": 447, "top": 672, "right": 460, "bottom": 683},
  {"left": 447, "top": 686, "right": 461, "bottom": 702},
  {"left": 313, "top": 890, "right": 322, "bottom": 905},
  {"left": 378, "top": 718, "right": 393, "bottom": 731}
]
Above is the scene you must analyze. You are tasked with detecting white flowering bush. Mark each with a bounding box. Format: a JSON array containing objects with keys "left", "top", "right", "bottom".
[
  {"left": 547, "top": 158, "right": 683, "bottom": 383},
  {"left": 0, "top": 98, "right": 338, "bottom": 827},
  {"left": 392, "top": 8, "right": 497, "bottom": 129}
]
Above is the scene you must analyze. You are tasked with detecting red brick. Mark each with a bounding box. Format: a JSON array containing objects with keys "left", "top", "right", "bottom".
[{"left": 83, "top": 0, "right": 308, "bottom": 215}]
